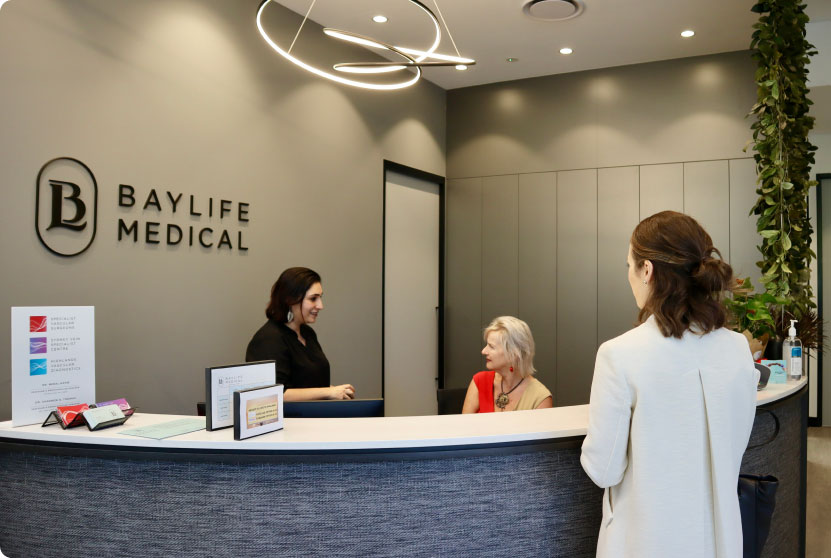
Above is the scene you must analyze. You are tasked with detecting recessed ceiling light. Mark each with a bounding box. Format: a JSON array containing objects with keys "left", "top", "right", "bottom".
[
  {"left": 681, "top": 29, "right": 695, "bottom": 38},
  {"left": 560, "top": 47, "right": 573, "bottom": 55},
  {"left": 372, "top": 15, "right": 388, "bottom": 23},
  {"left": 506, "top": 57, "right": 518, "bottom": 63},
  {"left": 455, "top": 64, "right": 468, "bottom": 71}
]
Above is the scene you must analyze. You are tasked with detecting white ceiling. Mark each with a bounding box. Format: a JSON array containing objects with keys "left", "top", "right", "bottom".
[{"left": 272, "top": 0, "right": 831, "bottom": 90}]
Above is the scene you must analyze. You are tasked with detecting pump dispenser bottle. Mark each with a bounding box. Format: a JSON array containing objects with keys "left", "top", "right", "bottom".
[{"left": 783, "top": 319, "right": 803, "bottom": 381}]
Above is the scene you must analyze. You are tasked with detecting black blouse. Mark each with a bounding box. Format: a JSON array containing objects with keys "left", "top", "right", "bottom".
[{"left": 245, "top": 319, "right": 330, "bottom": 389}]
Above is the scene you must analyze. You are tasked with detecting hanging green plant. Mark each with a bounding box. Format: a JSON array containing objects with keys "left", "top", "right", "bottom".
[
  {"left": 747, "top": 0, "right": 818, "bottom": 323},
  {"left": 724, "top": 277, "right": 786, "bottom": 359},
  {"left": 724, "top": 277, "right": 782, "bottom": 341}
]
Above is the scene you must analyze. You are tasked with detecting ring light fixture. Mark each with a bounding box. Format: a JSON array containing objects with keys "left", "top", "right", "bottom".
[{"left": 256, "top": 0, "right": 475, "bottom": 91}]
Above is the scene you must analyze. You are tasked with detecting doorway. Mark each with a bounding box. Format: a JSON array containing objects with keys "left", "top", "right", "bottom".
[
  {"left": 383, "top": 161, "right": 444, "bottom": 416},
  {"left": 817, "top": 173, "right": 831, "bottom": 426}
]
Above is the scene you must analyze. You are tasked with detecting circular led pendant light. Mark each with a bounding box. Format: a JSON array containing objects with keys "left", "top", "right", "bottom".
[{"left": 256, "top": 0, "right": 475, "bottom": 90}]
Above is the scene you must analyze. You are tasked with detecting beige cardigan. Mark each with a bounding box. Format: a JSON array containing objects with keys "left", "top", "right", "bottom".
[
  {"left": 515, "top": 377, "right": 552, "bottom": 410},
  {"left": 581, "top": 316, "right": 759, "bottom": 558}
]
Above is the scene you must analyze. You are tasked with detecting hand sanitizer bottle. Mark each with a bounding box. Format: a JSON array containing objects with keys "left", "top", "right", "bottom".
[{"left": 783, "top": 319, "right": 803, "bottom": 382}]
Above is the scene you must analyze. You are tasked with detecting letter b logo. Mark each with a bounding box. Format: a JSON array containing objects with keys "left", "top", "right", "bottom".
[{"left": 36, "top": 157, "right": 98, "bottom": 257}]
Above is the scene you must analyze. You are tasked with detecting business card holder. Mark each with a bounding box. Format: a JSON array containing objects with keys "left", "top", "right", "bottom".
[
  {"left": 41, "top": 407, "right": 136, "bottom": 430},
  {"left": 84, "top": 412, "right": 131, "bottom": 431},
  {"left": 41, "top": 410, "right": 85, "bottom": 429}
]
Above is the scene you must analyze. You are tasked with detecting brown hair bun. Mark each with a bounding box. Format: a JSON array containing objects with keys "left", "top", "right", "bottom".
[
  {"left": 631, "top": 211, "right": 733, "bottom": 338},
  {"left": 691, "top": 256, "right": 732, "bottom": 293}
]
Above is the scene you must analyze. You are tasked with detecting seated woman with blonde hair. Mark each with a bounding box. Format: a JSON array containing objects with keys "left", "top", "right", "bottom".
[{"left": 462, "top": 316, "right": 553, "bottom": 413}]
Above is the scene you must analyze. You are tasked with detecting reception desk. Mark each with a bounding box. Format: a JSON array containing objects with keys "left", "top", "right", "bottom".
[{"left": 0, "top": 380, "right": 807, "bottom": 557}]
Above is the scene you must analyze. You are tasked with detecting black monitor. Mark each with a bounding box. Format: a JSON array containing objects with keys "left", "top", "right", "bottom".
[{"left": 283, "top": 399, "right": 384, "bottom": 418}]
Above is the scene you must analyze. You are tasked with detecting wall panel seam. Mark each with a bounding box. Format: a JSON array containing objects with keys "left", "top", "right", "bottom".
[
  {"left": 555, "top": 172, "right": 560, "bottom": 407},
  {"left": 515, "top": 175, "right": 520, "bottom": 316},
  {"left": 640, "top": 165, "right": 643, "bottom": 220},
  {"left": 728, "top": 159, "right": 733, "bottom": 264}
]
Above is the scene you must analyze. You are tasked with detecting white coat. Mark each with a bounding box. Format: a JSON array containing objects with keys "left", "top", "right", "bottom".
[{"left": 580, "top": 316, "right": 759, "bottom": 558}]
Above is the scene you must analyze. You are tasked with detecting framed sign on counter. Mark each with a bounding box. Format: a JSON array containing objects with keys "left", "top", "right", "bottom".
[
  {"left": 233, "top": 384, "right": 284, "bottom": 440},
  {"left": 205, "top": 361, "right": 276, "bottom": 431},
  {"left": 11, "top": 306, "right": 96, "bottom": 426}
]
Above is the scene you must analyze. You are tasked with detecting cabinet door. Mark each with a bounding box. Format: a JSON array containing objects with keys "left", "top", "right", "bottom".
[
  {"left": 684, "top": 160, "right": 730, "bottom": 261},
  {"left": 640, "top": 163, "right": 683, "bottom": 219},
  {"left": 446, "top": 178, "right": 483, "bottom": 387},
  {"left": 729, "top": 158, "right": 761, "bottom": 283},
  {"left": 598, "top": 167, "right": 640, "bottom": 346},
  {"left": 519, "top": 172, "right": 557, "bottom": 392},
  {"left": 556, "top": 169, "right": 597, "bottom": 406},
  {"left": 481, "top": 175, "right": 519, "bottom": 323}
]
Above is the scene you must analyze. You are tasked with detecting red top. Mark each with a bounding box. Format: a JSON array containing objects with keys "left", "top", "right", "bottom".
[{"left": 473, "top": 370, "right": 496, "bottom": 413}]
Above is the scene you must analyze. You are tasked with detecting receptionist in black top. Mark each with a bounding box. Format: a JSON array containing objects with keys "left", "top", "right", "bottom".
[{"left": 246, "top": 267, "right": 355, "bottom": 401}]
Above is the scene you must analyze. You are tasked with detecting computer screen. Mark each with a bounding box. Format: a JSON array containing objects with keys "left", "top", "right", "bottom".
[{"left": 283, "top": 398, "right": 384, "bottom": 418}]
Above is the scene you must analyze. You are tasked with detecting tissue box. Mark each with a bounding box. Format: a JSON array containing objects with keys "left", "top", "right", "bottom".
[{"left": 761, "top": 359, "right": 787, "bottom": 384}]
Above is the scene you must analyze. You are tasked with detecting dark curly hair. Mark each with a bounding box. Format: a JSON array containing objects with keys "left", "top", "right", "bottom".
[
  {"left": 265, "top": 267, "right": 322, "bottom": 322},
  {"left": 631, "top": 211, "right": 733, "bottom": 338}
]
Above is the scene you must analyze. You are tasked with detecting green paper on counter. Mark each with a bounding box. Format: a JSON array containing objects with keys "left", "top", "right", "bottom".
[{"left": 120, "top": 418, "right": 206, "bottom": 440}]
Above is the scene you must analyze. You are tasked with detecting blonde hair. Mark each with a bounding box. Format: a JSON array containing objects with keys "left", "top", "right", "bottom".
[{"left": 483, "top": 316, "right": 536, "bottom": 378}]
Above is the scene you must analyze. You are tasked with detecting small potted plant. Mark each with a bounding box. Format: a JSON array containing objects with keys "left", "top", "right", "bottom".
[
  {"left": 771, "top": 309, "right": 824, "bottom": 358},
  {"left": 723, "top": 277, "right": 782, "bottom": 360}
]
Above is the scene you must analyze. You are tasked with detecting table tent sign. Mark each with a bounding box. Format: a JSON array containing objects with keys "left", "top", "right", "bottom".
[{"left": 11, "top": 306, "right": 95, "bottom": 426}]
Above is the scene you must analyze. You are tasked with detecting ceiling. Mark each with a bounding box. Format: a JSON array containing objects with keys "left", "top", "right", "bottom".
[{"left": 272, "top": 0, "right": 831, "bottom": 91}]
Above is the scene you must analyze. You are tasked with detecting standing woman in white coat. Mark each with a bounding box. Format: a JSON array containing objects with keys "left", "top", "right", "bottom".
[{"left": 581, "top": 211, "right": 759, "bottom": 558}]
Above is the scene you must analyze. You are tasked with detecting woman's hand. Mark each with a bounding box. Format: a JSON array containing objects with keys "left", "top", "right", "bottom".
[{"left": 329, "top": 384, "right": 355, "bottom": 400}]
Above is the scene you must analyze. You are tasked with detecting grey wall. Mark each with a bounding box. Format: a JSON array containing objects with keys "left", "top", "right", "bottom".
[
  {"left": 0, "top": 0, "right": 446, "bottom": 420},
  {"left": 447, "top": 51, "right": 756, "bottom": 177},
  {"left": 444, "top": 52, "right": 761, "bottom": 404}
]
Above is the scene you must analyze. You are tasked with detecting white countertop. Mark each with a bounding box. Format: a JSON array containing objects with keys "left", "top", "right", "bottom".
[
  {"left": 0, "top": 378, "right": 805, "bottom": 452},
  {"left": 756, "top": 377, "right": 807, "bottom": 406}
]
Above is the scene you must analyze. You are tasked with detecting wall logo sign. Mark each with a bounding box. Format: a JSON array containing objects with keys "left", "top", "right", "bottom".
[
  {"left": 35, "top": 157, "right": 250, "bottom": 256},
  {"left": 35, "top": 157, "right": 98, "bottom": 257},
  {"left": 116, "top": 185, "right": 249, "bottom": 251}
]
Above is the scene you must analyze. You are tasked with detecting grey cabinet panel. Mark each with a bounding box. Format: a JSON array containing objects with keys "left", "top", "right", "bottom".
[
  {"left": 684, "top": 160, "right": 730, "bottom": 262},
  {"left": 556, "top": 169, "right": 598, "bottom": 406},
  {"left": 640, "top": 163, "right": 683, "bottom": 219},
  {"left": 729, "top": 158, "right": 761, "bottom": 284},
  {"left": 445, "top": 178, "right": 483, "bottom": 388},
  {"left": 445, "top": 158, "right": 760, "bottom": 406},
  {"left": 597, "top": 167, "right": 640, "bottom": 346},
  {"left": 518, "top": 172, "right": 557, "bottom": 394},
  {"left": 481, "top": 175, "right": 519, "bottom": 324}
]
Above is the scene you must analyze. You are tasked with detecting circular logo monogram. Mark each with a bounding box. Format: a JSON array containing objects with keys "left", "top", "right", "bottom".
[{"left": 35, "top": 157, "right": 98, "bottom": 257}]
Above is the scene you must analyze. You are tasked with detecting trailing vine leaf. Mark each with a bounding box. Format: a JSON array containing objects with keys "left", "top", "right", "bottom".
[{"left": 748, "top": 0, "right": 818, "bottom": 323}]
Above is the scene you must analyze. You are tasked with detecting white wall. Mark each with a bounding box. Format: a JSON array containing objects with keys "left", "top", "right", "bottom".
[
  {"left": 813, "top": 134, "right": 831, "bottom": 174},
  {"left": 808, "top": 17, "right": 831, "bottom": 425}
]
